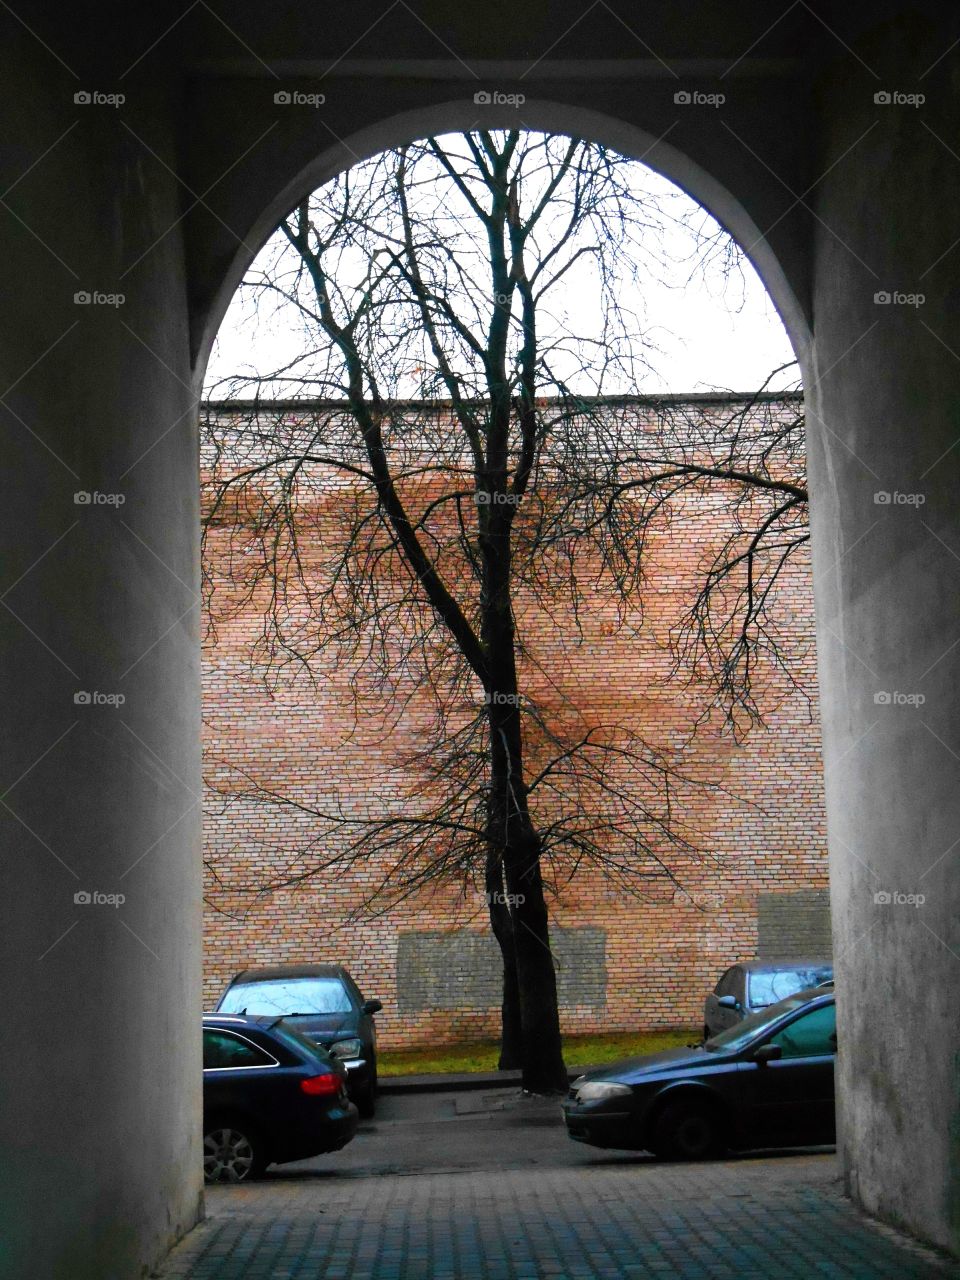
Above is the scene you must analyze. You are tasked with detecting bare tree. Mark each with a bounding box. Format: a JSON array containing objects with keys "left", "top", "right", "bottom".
[{"left": 201, "top": 130, "right": 808, "bottom": 1091}]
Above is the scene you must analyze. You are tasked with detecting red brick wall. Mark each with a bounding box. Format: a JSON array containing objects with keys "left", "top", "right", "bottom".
[{"left": 201, "top": 398, "right": 828, "bottom": 1047}]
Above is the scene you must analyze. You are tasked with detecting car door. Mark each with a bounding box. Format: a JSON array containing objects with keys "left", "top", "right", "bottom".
[
  {"left": 737, "top": 1001, "right": 836, "bottom": 1148},
  {"left": 202, "top": 1028, "right": 284, "bottom": 1129}
]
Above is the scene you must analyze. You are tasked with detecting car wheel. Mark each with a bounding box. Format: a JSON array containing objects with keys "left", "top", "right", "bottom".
[
  {"left": 203, "top": 1119, "right": 267, "bottom": 1184},
  {"left": 354, "top": 1056, "right": 378, "bottom": 1117},
  {"left": 650, "top": 1098, "right": 724, "bottom": 1161}
]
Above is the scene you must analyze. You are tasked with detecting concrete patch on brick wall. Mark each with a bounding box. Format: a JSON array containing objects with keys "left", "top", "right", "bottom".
[
  {"left": 397, "top": 927, "right": 607, "bottom": 1012},
  {"left": 757, "top": 889, "right": 832, "bottom": 957}
]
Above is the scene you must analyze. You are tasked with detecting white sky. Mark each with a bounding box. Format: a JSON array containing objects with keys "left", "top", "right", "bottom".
[{"left": 207, "top": 138, "right": 796, "bottom": 398}]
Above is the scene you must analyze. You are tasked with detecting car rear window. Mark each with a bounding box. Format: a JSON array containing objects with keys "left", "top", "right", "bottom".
[
  {"left": 219, "top": 976, "right": 353, "bottom": 1016},
  {"left": 748, "top": 967, "right": 832, "bottom": 1007}
]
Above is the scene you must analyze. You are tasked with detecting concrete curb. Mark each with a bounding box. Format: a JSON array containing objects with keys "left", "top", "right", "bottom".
[{"left": 379, "top": 1066, "right": 601, "bottom": 1095}]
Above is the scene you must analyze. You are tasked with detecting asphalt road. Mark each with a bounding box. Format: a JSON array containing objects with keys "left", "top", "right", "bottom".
[
  {"left": 280, "top": 1087, "right": 593, "bottom": 1179},
  {"left": 274, "top": 1084, "right": 841, "bottom": 1181}
]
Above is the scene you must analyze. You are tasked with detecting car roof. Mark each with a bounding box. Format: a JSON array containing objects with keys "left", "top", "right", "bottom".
[
  {"left": 737, "top": 958, "right": 833, "bottom": 973},
  {"left": 202, "top": 1012, "right": 281, "bottom": 1028},
  {"left": 225, "top": 963, "right": 349, "bottom": 983}
]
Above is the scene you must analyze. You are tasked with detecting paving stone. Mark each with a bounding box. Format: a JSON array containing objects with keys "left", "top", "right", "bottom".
[{"left": 158, "top": 1155, "right": 959, "bottom": 1280}]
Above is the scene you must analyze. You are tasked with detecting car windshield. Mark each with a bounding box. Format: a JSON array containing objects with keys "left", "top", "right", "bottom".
[
  {"left": 705, "top": 992, "right": 822, "bottom": 1052},
  {"left": 220, "top": 977, "right": 352, "bottom": 1016},
  {"left": 748, "top": 967, "right": 832, "bottom": 1007}
]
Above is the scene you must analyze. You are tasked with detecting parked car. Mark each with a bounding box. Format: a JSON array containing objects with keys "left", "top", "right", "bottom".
[
  {"left": 216, "top": 964, "right": 383, "bottom": 1115},
  {"left": 202, "top": 1013, "right": 358, "bottom": 1182},
  {"left": 563, "top": 986, "right": 836, "bottom": 1159},
  {"left": 703, "top": 958, "right": 833, "bottom": 1040}
]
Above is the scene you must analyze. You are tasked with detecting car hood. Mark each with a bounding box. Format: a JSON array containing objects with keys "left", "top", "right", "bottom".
[
  {"left": 277, "top": 1012, "right": 360, "bottom": 1042},
  {"left": 577, "top": 1044, "right": 728, "bottom": 1083}
]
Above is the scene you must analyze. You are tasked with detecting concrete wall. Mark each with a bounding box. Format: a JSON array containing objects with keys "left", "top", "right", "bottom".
[
  {"left": 807, "top": 13, "right": 960, "bottom": 1254},
  {"left": 0, "top": 30, "right": 203, "bottom": 1280}
]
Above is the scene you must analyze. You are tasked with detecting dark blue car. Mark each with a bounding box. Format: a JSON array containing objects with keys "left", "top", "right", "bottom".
[
  {"left": 563, "top": 987, "right": 836, "bottom": 1160},
  {"left": 216, "top": 964, "right": 383, "bottom": 1115},
  {"left": 202, "top": 1013, "right": 358, "bottom": 1182}
]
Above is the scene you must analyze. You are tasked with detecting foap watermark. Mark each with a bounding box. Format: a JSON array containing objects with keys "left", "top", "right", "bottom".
[
  {"left": 874, "top": 889, "right": 925, "bottom": 907},
  {"left": 476, "top": 490, "right": 520, "bottom": 506},
  {"left": 74, "top": 290, "right": 125, "bottom": 307},
  {"left": 674, "top": 89, "right": 725, "bottom": 108},
  {"left": 484, "top": 690, "right": 521, "bottom": 707},
  {"left": 74, "top": 690, "right": 126, "bottom": 707},
  {"left": 74, "top": 889, "right": 126, "bottom": 907},
  {"left": 274, "top": 89, "right": 326, "bottom": 107},
  {"left": 874, "top": 90, "right": 925, "bottom": 108},
  {"left": 874, "top": 290, "right": 924, "bottom": 307},
  {"left": 687, "top": 890, "right": 725, "bottom": 909},
  {"left": 483, "top": 890, "right": 525, "bottom": 907},
  {"left": 473, "top": 90, "right": 525, "bottom": 107},
  {"left": 873, "top": 690, "right": 925, "bottom": 706},
  {"left": 74, "top": 490, "right": 125, "bottom": 506},
  {"left": 74, "top": 90, "right": 125, "bottom": 108},
  {"left": 874, "top": 490, "right": 925, "bottom": 506}
]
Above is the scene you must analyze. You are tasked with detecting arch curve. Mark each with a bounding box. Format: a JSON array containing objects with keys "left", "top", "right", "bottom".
[{"left": 194, "top": 97, "right": 811, "bottom": 389}]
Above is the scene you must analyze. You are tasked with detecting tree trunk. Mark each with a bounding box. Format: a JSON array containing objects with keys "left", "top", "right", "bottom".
[
  {"left": 486, "top": 850, "right": 522, "bottom": 1070},
  {"left": 485, "top": 688, "right": 567, "bottom": 1092},
  {"left": 503, "top": 835, "right": 568, "bottom": 1093}
]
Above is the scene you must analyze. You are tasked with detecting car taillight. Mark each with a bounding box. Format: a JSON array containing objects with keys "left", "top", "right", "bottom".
[{"left": 300, "top": 1073, "right": 341, "bottom": 1096}]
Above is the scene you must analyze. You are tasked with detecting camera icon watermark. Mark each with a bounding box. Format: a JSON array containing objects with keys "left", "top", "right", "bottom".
[
  {"left": 873, "top": 690, "right": 925, "bottom": 706},
  {"left": 874, "top": 889, "right": 925, "bottom": 907},
  {"left": 473, "top": 90, "right": 525, "bottom": 107},
  {"left": 873, "top": 490, "right": 925, "bottom": 506},
  {"left": 874, "top": 90, "right": 924, "bottom": 107},
  {"left": 680, "top": 889, "right": 725, "bottom": 909},
  {"left": 674, "top": 89, "right": 725, "bottom": 107},
  {"left": 74, "top": 490, "right": 126, "bottom": 506},
  {"left": 483, "top": 690, "right": 521, "bottom": 707},
  {"left": 273, "top": 89, "right": 325, "bottom": 107},
  {"left": 873, "top": 290, "right": 924, "bottom": 307},
  {"left": 74, "top": 290, "right": 125, "bottom": 307},
  {"left": 74, "top": 889, "right": 126, "bottom": 907},
  {"left": 476, "top": 490, "right": 520, "bottom": 506},
  {"left": 74, "top": 90, "right": 125, "bottom": 108},
  {"left": 483, "top": 890, "right": 525, "bottom": 907},
  {"left": 74, "top": 690, "right": 126, "bottom": 707}
]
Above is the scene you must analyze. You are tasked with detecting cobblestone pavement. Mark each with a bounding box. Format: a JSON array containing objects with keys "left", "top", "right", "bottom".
[{"left": 158, "top": 1092, "right": 959, "bottom": 1279}]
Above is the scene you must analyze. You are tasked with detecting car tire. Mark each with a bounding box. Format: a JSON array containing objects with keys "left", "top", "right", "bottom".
[
  {"left": 356, "top": 1074, "right": 377, "bottom": 1118},
  {"left": 203, "top": 1117, "right": 268, "bottom": 1184},
  {"left": 353, "top": 1052, "right": 378, "bottom": 1118},
  {"left": 650, "top": 1098, "right": 724, "bottom": 1161}
]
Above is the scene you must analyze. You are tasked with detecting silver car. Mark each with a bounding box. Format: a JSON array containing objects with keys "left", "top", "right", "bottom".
[{"left": 703, "top": 959, "right": 833, "bottom": 1040}]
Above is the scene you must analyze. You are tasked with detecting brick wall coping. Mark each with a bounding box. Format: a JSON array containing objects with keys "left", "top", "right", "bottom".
[{"left": 202, "top": 391, "right": 803, "bottom": 413}]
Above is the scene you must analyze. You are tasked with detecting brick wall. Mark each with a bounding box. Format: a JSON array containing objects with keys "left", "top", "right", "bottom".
[{"left": 201, "top": 396, "right": 829, "bottom": 1047}]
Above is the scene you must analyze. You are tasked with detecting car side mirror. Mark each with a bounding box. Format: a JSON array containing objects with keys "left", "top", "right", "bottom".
[
  {"left": 752, "top": 1043, "right": 782, "bottom": 1065},
  {"left": 717, "top": 995, "right": 740, "bottom": 1010},
  {"left": 362, "top": 999, "right": 383, "bottom": 1016}
]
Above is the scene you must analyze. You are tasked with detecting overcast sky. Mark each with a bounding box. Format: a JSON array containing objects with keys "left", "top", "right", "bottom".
[{"left": 207, "top": 138, "right": 797, "bottom": 398}]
